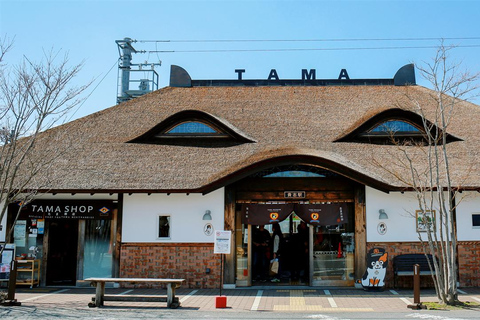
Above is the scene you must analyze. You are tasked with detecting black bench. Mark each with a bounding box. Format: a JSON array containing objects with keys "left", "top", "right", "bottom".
[{"left": 393, "top": 254, "right": 436, "bottom": 288}]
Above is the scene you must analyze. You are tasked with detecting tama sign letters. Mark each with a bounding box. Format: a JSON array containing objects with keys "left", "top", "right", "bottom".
[{"left": 234, "top": 68, "right": 350, "bottom": 80}]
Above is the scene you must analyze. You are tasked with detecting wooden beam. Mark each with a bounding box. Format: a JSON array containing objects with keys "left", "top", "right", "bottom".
[
  {"left": 223, "top": 185, "right": 236, "bottom": 285},
  {"left": 76, "top": 220, "right": 85, "bottom": 284},
  {"left": 113, "top": 194, "right": 123, "bottom": 278},
  {"left": 354, "top": 185, "right": 366, "bottom": 280},
  {"left": 236, "top": 191, "right": 354, "bottom": 201}
]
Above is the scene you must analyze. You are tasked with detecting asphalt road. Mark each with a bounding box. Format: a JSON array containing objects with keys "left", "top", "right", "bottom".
[{"left": 2, "top": 306, "right": 480, "bottom": 320}]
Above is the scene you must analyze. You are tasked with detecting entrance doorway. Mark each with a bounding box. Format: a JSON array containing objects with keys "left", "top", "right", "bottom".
[
  {"left": 235, "top": 203, "right": 355, "bottom": 287},
  {"left": 46, "top": 220, "right": 79, "bottom": 286},
  {"left": 232, "top": 168, "right": 360, "bottom": 287}
]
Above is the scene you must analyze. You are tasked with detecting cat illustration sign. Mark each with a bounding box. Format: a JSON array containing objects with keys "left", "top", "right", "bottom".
[{"left": 361, "top": 247, "right": 388, "bottom": 290}]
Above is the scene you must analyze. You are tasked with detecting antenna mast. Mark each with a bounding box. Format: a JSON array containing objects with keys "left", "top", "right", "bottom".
[{"left": 116, "top": 38, "right": 161, "bottom": 104}]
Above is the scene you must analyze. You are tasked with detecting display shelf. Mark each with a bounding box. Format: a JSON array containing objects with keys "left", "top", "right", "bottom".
[{"left": 16, "top": 259, "right": 40, "bottom": 288}]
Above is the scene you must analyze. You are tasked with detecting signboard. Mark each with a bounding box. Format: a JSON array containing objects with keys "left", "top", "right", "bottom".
[
  {"left": 0, "top": 243, "right": 15, "bottom": 281},
  {"left": 214, "top": 230, "right": 231, "bottom": 254},
  {"left": 10, "top": 200, "right": 116, "bottom": 220},
  {"left": 284, "top": 191, "right": 306, "bottom": 198},
  {"left": 361, "top": 247, "right": 388, "bottom": 290}
]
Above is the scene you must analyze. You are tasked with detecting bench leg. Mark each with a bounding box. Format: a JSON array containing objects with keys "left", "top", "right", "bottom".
[
  {"left": 167, "top": 283, "right": 180, "bottom": 308},
  {"left": 95, "top": 282, "right": 105, "bottom": 307}
]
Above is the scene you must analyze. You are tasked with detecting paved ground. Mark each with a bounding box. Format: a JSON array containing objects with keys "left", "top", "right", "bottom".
[{"left": 2, "top": 286, "right": 480, "bottom": 319}]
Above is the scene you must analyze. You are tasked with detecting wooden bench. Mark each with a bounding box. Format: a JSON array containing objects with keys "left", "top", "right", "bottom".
[
  {"left": 393, "top": 254, "right": 436, "bottom": 288},
  {"left": 85, "top": 278, "right": 185, "bottom": 308}
]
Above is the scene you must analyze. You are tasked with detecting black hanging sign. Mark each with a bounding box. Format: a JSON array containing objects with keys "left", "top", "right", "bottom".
[
  {"left": 241, "top": 203, "right": 349, "bottom": 226},
  {"left": 241, "top": 204, "right": 295, "bottom": 225},
  {"left": 293, "top": 203, "right": 349, "bottom": 226}
]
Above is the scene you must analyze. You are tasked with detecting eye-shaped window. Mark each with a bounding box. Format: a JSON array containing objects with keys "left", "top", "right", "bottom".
[
  {"left": 369, "top": 120, "right": 421, "bottom": 134},
  {"left": 163, "top": 121, "right": 224, "bottom": 136},
  {"left": 335, "top": 109, "right": 461, "bottom": 145},
  {"left": 129, "top": 110, "right": 255, "bottom": 147}
]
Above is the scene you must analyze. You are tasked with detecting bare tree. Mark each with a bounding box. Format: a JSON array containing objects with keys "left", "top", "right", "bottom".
[
  {"left": 375, "top": 44, "right": 479, "bottom": 305},
  {"left": 0, "top": 36, "right": 90, "bottom": 253}
]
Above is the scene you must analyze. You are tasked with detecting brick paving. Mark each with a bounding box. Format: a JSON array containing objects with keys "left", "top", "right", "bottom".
[{"left": 5, "top": 286, "right": 480, "bottom": 313}]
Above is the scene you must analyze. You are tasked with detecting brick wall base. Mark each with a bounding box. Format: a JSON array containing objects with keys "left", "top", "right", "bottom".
[
  {"left": 120, "top": 243, "right": 220, "bottom": 289},
  {"left": 367, "top": 241, "right": 480, "bottom": 288},
  {"left": 457, "top": 241, "right": 480, "bottom": 287}
]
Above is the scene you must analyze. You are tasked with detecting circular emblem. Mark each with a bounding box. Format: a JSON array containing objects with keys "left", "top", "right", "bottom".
[
  {"left": 204, "top": 223, "right": 214, "bottom": 236},
  {"left": 311, "top": 212, "right": 319, "bottom": 221},
  {"left": 377, "top": 222, "right": 387, "bottom": 235},
  {"left": 270, "top": 212, "right": 279, "bottom": 221}
]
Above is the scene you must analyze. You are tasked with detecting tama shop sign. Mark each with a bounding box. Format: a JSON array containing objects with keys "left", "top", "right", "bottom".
[{"left": 13, "top": 200, "right": 115, "bottom": 220}]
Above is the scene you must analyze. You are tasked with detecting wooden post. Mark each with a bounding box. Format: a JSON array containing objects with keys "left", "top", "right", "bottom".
[
  {"left": 354, "top": 185, "right": 367, "bottom": 280},
  {"left": 95, "top": 281, "right": 105, "bottom": 307},
  {"left": 0, "top": 258, "right": 21, "bottom": 306},
  {"left": 223, "top": 186, "right": 236, "bottom": 285},
  {"left": 413, "top": 264, "right": 420, "bottom": 304},
  {"left": 113, "top": 194, "right": 124, "bottom": 278}
]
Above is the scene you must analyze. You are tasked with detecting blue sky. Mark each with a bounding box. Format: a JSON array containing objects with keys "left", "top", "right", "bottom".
[{"left": 1, "top": 0, "right": 480, "bottom": 120}]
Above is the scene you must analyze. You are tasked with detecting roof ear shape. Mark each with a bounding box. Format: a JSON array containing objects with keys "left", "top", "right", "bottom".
[{"left": 394, "top": 64, "right": 416, "bottom": 86}]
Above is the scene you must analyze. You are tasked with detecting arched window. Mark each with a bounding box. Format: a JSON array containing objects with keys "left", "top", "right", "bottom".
[
  {"left": 369, "top": 120, "right": 421, "bottom": 134},
  {"left": 163, "top": 121, "right": 223, "bottom": 136}
]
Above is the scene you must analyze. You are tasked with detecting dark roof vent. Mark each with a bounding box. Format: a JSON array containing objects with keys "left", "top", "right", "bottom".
[{"left": 394, "top": 64, "right": 416, "bottom": 86}]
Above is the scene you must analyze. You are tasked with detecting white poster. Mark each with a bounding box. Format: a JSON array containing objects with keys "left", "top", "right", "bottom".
[
  {"left": 214, "top": 230, "right": 231, "bottom": 254},
  {"left": 14, "top": 220, "right": 26, "bottom": 247}
]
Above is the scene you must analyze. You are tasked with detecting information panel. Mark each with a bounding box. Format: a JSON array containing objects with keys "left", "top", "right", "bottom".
[{"left": 214, "top": 230, "right": 231, "bottom": 254}]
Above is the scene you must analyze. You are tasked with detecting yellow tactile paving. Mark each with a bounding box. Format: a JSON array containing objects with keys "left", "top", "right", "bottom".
[{"left": 273, "top": 289, "right": 374, "bottom": 312}]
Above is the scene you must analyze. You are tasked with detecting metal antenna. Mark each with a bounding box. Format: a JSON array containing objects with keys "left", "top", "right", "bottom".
[{"left": 116, "top": 38, "right": 161, "bottom": 104}]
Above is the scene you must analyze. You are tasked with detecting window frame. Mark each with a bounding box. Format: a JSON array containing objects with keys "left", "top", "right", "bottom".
[
  {"left": 472, "top": 213, "right": 480, "bottom": 229},
  {"left": 160, "top": 120, "right": 229, "bottom": 138},
  {"left": 157, "top": 215, "right": 171, "bottom": 239}
]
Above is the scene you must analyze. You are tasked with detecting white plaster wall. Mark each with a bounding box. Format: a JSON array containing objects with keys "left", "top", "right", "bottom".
[
  {"left": 366, "top": 187, "right": 426, "bottom": 242},
  {"left": 455, "top": 191, "right": 480, "bottom": 241},
  {"left": 122, "top": 188, "right": 225, "bottom": 243}
]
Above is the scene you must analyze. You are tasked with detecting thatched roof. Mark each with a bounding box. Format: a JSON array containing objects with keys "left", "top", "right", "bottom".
[{"left": 23, "top": 78, "right": 480, "bottom": 194}]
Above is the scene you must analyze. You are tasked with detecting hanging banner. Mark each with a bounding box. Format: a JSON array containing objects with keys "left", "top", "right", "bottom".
[
  {"left": 293, "top": 203, "right": 349, "bottom": 226},
  {"left": 241, "top": 204, "right": 295, "bottom": 225},
  {"left": 241, "top": 203, "right": 349, "bottom": 226}
]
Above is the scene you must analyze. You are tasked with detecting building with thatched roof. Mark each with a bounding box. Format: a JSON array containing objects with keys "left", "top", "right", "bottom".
[{"left": 2, "top": 64, "right": 480, "bottom": 289}]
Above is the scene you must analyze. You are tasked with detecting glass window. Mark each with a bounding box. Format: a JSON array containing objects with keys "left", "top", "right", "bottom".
[
  {"left": 165, "top": 122, "right": 218, "bottom": 134},
  {"left": 263, "top": 171, "right": 324, "bottom": 178},
  {"left": 83, "top": 219, "right": 113, "bottom": 278},
  {"left": 472, "top": 213, "right": 480, "bottom": 228},
  {"left": 369, "top": 120, "right": 420, "bottom": 133},
  {"left": 158, "top": 215, "right": 171, "bottom": 238}
]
